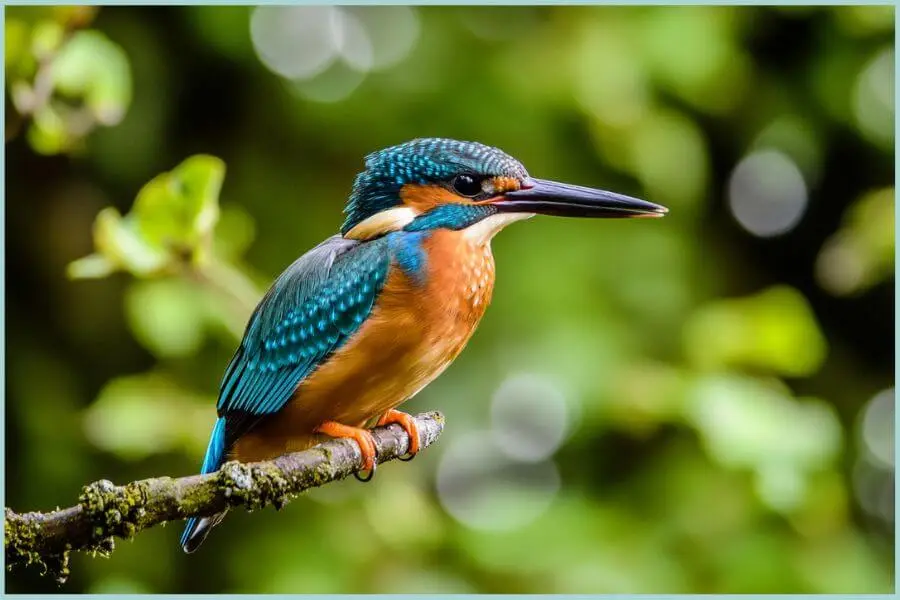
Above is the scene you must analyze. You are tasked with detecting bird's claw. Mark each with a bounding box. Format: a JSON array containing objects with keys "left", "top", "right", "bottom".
[
  {"left": 315, "top": 411, "right": 419, "bottom": 483},
  {"left": 354, "top": 465, "right": 376, "bottom": 482},
  {"left": 376, "top": 409, "right": 421, "bottom": 458},
  {"left": 314, "top": 420, "right": 378, "bottom": 481}
]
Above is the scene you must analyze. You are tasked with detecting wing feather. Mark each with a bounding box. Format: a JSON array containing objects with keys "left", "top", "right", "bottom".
[{"left": 216, "top": 234, "right": 391, "bottom": 452}]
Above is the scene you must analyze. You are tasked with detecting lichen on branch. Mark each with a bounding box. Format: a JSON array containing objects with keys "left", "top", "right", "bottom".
[{"left": 5, "top": 411, "right": 444, "bottom": 584}]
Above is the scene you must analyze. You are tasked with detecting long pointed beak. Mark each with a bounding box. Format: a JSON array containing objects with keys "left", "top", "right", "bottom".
[{"left": 493, "top": 178, "right": 668, "bottom": 219}]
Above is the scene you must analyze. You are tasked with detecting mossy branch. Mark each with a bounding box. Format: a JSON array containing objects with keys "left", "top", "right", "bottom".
[{"left": 4, "top": 411, "right": 444, "bottom": 584}]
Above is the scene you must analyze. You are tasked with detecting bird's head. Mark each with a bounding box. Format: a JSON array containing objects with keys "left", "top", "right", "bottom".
[{"left": 341, "top": 138, "right": 667, "bottom": 241}]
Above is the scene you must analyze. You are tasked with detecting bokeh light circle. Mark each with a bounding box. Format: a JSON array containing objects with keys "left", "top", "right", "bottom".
[
  {"left": 860, "top": 387, "right": 894, "bottom": 469},
  {"left": 490, "top": 373, "right": 569, "bottom": 463},
  {"left": 334, "top": 9, "right": 373, "bottom": 73},
  {"left": 345, "top": 7, "right": 420, "bottom": 71},
  {"left": 436, "top": 432, "right": 560, "bottom": 532},
  {"left": 250, "top": 7, "right": 341, "bottom": 80},
  {"left": 250, "top": 6, "right": 421, "bottom": 105},
  {"left": 852, "top": 459, "right": 894, "bottom": 523},
  {"left": 853, "top": 47, "right": 894, "bottom": 148},
  {"left": 727, "top": 149, "right": 808, "bottom": 237}
]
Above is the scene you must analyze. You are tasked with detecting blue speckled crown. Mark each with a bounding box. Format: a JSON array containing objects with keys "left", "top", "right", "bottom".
[{"left": 341, "top": 138, "right": 529, "bottom": 234}]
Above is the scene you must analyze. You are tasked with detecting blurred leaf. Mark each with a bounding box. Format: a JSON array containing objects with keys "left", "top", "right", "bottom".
[
  {"left": 30, "top": 19, "right": 65, "bottom": 60},
  {"left": 7, "top": 16, "right": 130, "bottom": 154},
  {"left": 52, "top": 30, "right": 132, "bottom": 125},
  {"left": 68, "top": 206, "right": 168, "bottom": 278},
  {"left": 638, "top": 6, "right": 749, "bottom": 114},
  {"left": 4, "top": 19, "right": 31, "bottom": 73},
  {"left": 852, "top": 47, "right": 893, "bottom": 150},
  {"left": 68, "top": 155, "right": 227, "bottom": 280},
  {"left": 25, "top": 103, "right": 70, "bottom": 155},
  {"left": 134, "top": 154, "right": 225, "bottom": 262},
  {"left": 684, "top": 286, "right": 828, "bottom": 377},
  {"left": 816, "top": 187, "right": 894, "bottom": 296},
  {"left": 685, "top": 373, "right": 843, "bottom": 513},
  {"left": 82, "top": 372, "right": 212, "bottom": 461},
  {"left": 755, "top": 464, "right": 806, "bottom": 513},
  {"left": 95, "top": 207, "right": 170, "bottom": 273},
  {"left": 687, "top": 374, "right": 842, "bottom": 469},
  {"left": 66, "top": 252, "right": 116, "bottom": 279}
]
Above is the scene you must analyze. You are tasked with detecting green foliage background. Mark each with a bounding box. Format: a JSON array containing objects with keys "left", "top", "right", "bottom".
[{"left": 5, "top": 5, "right": 894, "bottom": 594}]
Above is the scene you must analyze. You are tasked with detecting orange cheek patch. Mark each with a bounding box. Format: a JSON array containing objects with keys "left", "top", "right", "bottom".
[
  {"left": 475, "top": 176, "right": 522, "bottom": 205},
  {"left": 491, "top": 176, "right": 521, "bottom": 194},
  {"left": 399, "top": 184, "right": 462, "bottom": 211}
]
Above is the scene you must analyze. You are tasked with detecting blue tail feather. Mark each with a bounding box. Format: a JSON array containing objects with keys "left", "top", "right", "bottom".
[
  {"left": 181, "top": 417, "right": 227, "bottom": 552},
  {"left": 200, "top": 417, "right": 227, "bottom": 475}
]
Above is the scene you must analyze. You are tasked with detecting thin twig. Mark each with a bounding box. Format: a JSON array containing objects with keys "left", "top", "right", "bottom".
[{"left": 7, "top": 23, "right": 77, "bottom": 144}]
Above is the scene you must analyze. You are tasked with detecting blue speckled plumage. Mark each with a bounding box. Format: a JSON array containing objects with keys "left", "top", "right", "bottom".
[
  {"left": 181, "top": 235, "right": 392, "bottom": 551},
  {"left": 217, "top": 235, "right": 391, "bottom": 445},
  {"left": 342, "top": 138, "right": 528, "bottom": 234}
]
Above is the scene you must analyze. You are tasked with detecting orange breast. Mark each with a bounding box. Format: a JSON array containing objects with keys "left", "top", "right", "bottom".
[{"left": 233, "top": 229, "right": 495, "bottom": 462}]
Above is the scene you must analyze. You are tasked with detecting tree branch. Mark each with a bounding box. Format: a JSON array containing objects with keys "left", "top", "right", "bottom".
[{"left": 5, "top": 411, "right": 444, "bottom": 584}]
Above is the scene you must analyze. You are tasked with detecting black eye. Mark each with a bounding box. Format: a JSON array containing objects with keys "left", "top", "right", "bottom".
[{"left": 451, "top": 174, "right": 483, "bottom": 197}]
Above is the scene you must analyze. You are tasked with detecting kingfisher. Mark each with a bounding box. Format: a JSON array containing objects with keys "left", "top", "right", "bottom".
[{"left": 180, "top": 138, "right": 667, "bottom": 552}]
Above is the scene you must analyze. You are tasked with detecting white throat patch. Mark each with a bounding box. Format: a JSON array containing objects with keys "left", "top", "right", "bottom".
[{"left": 463, "top": 212, "right": 534, "bottom": 244}]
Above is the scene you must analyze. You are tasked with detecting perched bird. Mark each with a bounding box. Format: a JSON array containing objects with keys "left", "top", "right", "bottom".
[{"left": 181, "top": 138, "right": 667, "bottom": 552}]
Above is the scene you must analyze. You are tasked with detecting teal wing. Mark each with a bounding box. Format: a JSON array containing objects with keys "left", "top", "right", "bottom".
[
  {"left": 216, "top": 234, "right": 391, "bottom": 453},
  {"left": 183, "top": 234, "right": 391, "bottom": 552}
]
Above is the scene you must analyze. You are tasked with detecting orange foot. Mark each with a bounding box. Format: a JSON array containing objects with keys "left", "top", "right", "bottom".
[
  {"left": 377, "top": 409, "right": 420, "bottom": 458},
  {"left": 315, "top": 421, "right": 377, "bottom": 474}
]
